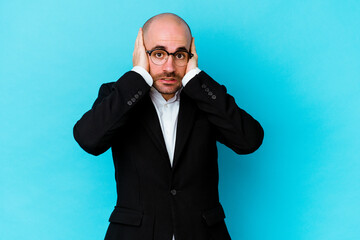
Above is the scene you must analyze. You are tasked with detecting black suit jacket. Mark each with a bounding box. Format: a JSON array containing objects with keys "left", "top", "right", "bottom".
[{"left": 73, "top": 70, "right": 264, "bottom": 240}]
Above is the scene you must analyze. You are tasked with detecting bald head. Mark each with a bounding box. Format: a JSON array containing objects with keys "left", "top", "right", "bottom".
[
  {"left": 142, "top": 13, "right": 192, "bottom": 49},
  {"left": 143, "top": 13, "right": 191, "bottom": 35}
]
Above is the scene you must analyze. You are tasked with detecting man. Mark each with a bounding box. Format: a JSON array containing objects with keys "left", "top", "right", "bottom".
[{"left": 73, "top": 13, "right": 264, "bottom": 240}]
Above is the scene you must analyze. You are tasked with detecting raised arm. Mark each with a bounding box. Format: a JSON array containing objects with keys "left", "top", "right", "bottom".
[
  {"left": 183, "top": 38, "right": 264, "bottom": 154},
  {"left": 73, "top": 72, "right": 150, "bottom": 156},
  {"left": 73, "top": 28, "right": 151, "bottom": 156}
]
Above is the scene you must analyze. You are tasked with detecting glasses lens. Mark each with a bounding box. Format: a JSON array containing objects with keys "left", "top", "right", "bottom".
[
  {"left": 150, "top": 50, "right": 167, "bottom": 65},
  {"left": 173, "top": 51, "right": 189, "bottom": 66}
]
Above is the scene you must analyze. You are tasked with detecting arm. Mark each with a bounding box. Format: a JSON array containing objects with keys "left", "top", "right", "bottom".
[
  {"left": 183, "top": 38, "right": 264, "bottom": 154},
  {"left": 73, "top": 28, "right": 151, "bottom": 156}
]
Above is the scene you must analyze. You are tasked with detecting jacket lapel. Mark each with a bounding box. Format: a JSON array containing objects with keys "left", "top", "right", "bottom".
[
  {"left": 140, "top": 95, "right": 171, "bottom": 169},
  {"left": 172, "top": 92, "right": 197, "bottom": 169}
]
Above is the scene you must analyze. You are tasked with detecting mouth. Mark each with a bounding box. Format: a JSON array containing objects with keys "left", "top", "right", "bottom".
[{"left": 158, "top": 78, "right": 177, "bottom": 84}]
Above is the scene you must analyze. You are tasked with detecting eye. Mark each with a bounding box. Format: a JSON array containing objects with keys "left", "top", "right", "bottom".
[
  {"left": 175, "top": 52, "right": 186, "bottom": 60},
  {"left": 153, "top": 50, "right": 165, "bottom": 59}
]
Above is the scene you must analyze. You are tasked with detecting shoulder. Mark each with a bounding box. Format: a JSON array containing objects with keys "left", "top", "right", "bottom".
[
  {"left": 96, "top": 82, "right": 116, "bottom": 97},
  {"left": 91, "top": 82, "right": 115, "bottom": 108},
  {"left": 99, "top": 81, "right": 116, "bottom": 92}
]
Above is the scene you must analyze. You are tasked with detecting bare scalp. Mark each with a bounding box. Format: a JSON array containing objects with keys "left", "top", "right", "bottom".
[{"left": 142, "top": 13, "right": 192, "bottom": 43}]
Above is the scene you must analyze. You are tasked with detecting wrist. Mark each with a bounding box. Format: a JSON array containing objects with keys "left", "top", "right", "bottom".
[
  {"left": 182, "top": 67, "right": 201, "bottom": 86},
  {"left": 132, "top": 66, "right": 153, "bottom": 86}
]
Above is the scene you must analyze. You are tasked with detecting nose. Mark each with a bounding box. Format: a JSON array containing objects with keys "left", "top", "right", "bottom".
[{"left": 162, "top": 55, "right": 176, "bottom": 73}]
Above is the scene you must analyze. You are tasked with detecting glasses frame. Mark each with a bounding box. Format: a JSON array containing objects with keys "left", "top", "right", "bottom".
[{"left": 146, "top": 49, "right": 194, "bottom": 66}]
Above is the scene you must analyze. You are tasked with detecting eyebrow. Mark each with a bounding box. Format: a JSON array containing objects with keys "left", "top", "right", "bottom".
[{"left": 151, "top": 45, "right": 189, "bottom": 52}]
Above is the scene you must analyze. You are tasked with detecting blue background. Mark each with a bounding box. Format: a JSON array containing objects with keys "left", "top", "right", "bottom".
[{"left": 1, "top": 0, "right": 359, "bottom": 239}]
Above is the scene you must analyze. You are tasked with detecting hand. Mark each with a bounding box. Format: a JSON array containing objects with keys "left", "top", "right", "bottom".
[
  {"left": 186, "top": 37, "right": 198, "bottom": 74},
  {"left": 132, "top": 28, "right": 149, "bottom": 72}
]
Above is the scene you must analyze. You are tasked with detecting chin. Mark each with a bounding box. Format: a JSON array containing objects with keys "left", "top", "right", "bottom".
[{"left": 154, "top": 83, "right": 182, "bottom": 95}]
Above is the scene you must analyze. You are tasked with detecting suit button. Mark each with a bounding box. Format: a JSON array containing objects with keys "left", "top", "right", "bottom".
[
  {"left": 127, "top": 101, "right": 132, "bottom": 106},
  {"left": 211, "top": 95, "right": 217, "bottom": 99},
  {"left": 201, "top": 84, "right": 207, "bottom": 88},
  {"left": 170, "top": 189, "right": 177, "bottom": 196},
  {"left": 134, "top": 94, "right": 139, "bottom": 99},
  {"left": 138, "top": 90, "right": 143, "bottom": 95},
  {"left": 205, "top": 88, "right": 209, "bottom": 92},
  {"left": 208, "top": 91, "right": 213, "bottom": 96},
  {"left": 131, "top": 98, "right": 136, "bottom": 102}
]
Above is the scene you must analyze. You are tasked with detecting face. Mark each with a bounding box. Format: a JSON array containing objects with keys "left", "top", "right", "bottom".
[{"left": 144, "top": 18, "right": 191, "bottom": 100}]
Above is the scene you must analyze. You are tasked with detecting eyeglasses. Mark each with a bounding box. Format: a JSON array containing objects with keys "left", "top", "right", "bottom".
[{"left": 146, "top": 49, "right": 194, "bottom": 67}]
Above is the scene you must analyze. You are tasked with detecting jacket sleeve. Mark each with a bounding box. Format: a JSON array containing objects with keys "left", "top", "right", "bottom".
[
  {"left": 73, "top": 71, "right": 151, "bottom": 156},
  {"left": 182, "top": 71, "right": 264, "bottom": 154}
]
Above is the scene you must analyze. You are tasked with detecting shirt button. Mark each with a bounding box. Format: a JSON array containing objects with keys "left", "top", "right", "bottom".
[
  {"left": 138, "top": 90, "right": 142, "bottom": 95},
  {"left": 205, "top": 88, "right": 209, "bottom": 92},
  {"left": 211, "top": 95, "right": 217, "bottom": 100},
  {"left": 127, "top": 101, "right": 132, "bottom": 106},
  {"left": 135, "top": 94, "right": 139, "bottom": 99},
  {"left": 208, "top": 91, "right": 213, "bottom": 96},
  {"left": 131, "top": 98, "right": 136, "bottom": 102},
  {"left": 201, "top": 84, "right": 207, "bottom": 88},
  {"left": 170, "top": 189, "right": 177, "bottom": 196}
]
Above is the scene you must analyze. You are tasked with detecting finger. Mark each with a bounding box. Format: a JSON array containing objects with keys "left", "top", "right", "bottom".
[
  {"left": 139, "top": 28, "right": 145, "bottom": 48},
  {"left": 139, "top": 28, "right": 143, "bottom": 41},
  {"left": 136, "top": 28, "right": 141, "bottom": 47},
  {"left": 190, "top": 37, "right": 196, "bottom": 54}
]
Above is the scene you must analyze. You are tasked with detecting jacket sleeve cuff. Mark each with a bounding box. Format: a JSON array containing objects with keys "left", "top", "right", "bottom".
[{"left": 132, "top": 66, "right": 153, "bottom": 86}]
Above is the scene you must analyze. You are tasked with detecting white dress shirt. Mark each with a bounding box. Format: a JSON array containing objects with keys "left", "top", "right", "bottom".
[
  {"left": 149, "top": 87, "right": 181, "bottom": 165},
  {"left": 132, "top": 66, "right": 201, "bottom": 239}
]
